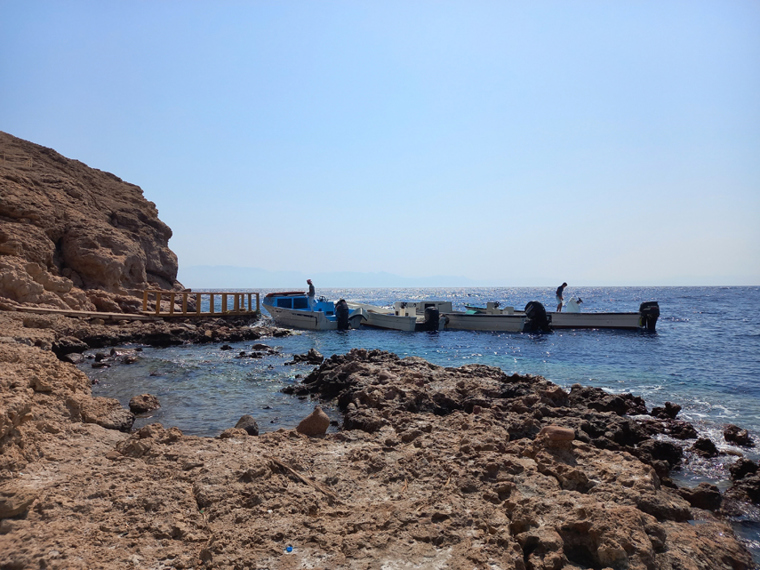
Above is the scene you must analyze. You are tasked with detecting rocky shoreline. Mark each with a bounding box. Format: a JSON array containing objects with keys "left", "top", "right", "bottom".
[{"left": 1, "top": 310, "right": 759, "bottom": 569}]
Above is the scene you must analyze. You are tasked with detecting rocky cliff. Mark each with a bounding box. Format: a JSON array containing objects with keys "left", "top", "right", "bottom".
[{"left": 0, "top": 131, "right": 181, "bottom": 313}]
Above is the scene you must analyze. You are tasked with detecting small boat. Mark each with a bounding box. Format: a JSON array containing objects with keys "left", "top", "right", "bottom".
[
  {"left": 444, "top": 301, "right": 551, "bottom": 333},
  {"left": 346, "top": 300, "right": 552, "bottom": 333},
  {"left": 550, "top": 301, "right": 659, "bottom": 330},
  {"left": 262, "top": 292, "right": 363, "bottom": 331},
  {"left": 465, "top": 300, "right": 659, "bottom": 331},
  {"left": 345, "top": 302, "right": 418, "bottom": 332},
  {"left": 394, "top": 301, "right": 454, "bottom": 331},
  {"left": 443, "top": 311, "right": 527, "bottom": 332},
  {"left": 345, "top": 300, "right": 453, "bottom": 331}
]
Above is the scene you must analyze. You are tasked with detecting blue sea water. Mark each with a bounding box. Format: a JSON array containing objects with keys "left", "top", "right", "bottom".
[
  {"left": 87, "top": 286, "right": 760, "bottom": 442},
  {"left": 84, "top": 286, "right": 760, "bottom": 553}
]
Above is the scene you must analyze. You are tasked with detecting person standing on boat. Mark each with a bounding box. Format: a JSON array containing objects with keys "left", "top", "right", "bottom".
[
  {"left": 307, "top": 279, "right": 315, "bottom": 309},
  {"left": 556, "top": 282, "right": 568, "bottom": 312}
]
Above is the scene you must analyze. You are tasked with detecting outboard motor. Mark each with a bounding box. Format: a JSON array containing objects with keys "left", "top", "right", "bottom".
[
  {"left": 639, "top": 301, "right": 659, "bottom": 331},
  {"left": 417, "top": 307, "right": 440, "bottom": 331},
  {"left": 523, "top": 301, "right": 551, "bottom": 333},
  {"left": 335, "top": 300, "right": 350, "bottom": 330}
]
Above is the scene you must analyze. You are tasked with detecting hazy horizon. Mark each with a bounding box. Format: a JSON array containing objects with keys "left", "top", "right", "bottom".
[
  {"left": 177, "top": 264, "right": 758, "bottom": 289},
  {"left": 2, "top": 2, "right": 758, "bottom": 287}
]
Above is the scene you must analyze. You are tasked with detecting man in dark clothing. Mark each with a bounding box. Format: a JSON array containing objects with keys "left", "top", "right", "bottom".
[
  {"left": 556, "top": 282, "right": 568, "bottom": 312},
  {"left": 307, "top": 279, "right": 315, "bottom": 308}
]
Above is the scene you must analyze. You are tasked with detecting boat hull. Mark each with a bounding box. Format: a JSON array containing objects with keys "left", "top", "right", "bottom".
[
  {"left": 548, "top": 312, "right": 643, "bottom": 330},
  {"left": 346, "top": 301, "right": 433, "bottom": 332},
  {"left": 263, "top": 305, "right": 362, "bottom": 331},
  {"left": 443, "top": 312, "right": 526, "bottom": 332},
  {"left": 361, "top": 311, "right": 418, "bottom": 332},
  {"left": 466, "top": 301, "right": 659, "bottom": 331}
]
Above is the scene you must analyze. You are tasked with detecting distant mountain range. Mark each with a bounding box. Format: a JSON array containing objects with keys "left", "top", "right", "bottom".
[{"left": 177, "top": 265, "right": 491, "bottom": 289}]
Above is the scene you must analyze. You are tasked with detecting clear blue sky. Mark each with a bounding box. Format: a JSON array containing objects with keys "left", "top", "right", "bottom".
[{"left": 2, "top": 1, "right": 758, "bottom": 286}]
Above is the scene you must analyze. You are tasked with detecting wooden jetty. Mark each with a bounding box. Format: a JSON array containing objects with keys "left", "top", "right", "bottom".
[
  {"left": 141, "top": 290, "right": 260, "bottom": 318},
  {"left": 1, "top": 291, "right": 261, "bottom": 320}
]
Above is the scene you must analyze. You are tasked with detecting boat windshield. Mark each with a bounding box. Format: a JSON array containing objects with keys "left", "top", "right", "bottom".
[{"left": 273, "top": 296, "right": 309, "bottom": 310}]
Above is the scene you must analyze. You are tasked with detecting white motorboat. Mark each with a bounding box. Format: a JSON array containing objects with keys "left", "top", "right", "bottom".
[
  {"left": 465, "top": 300, "right": 659, "bottom": 331},
  {"left": 394, "top": 301, "right": 454, "bottom": 331},
  {"left": 263, "top": 292, "right": 363, "bottom": 331},
  {"left": 444, "top": 301, "right": 551, "bottom": 333},
  {"left": 345, "top": 299, "right": 552, "bottom": 333},
  {"left": 345, "top": 300, "right": 453, "bottom": 331},
  {"left": 443, "top": 311, "right": 527, "bottom": 332},
  {"left": 549, "top": 310, "right": 654, "bottom": 330},
  {"left": 345, "top": 302, "right": 418, "bottom": 332}
]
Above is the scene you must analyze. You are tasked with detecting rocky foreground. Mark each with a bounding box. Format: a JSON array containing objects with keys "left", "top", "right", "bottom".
[{"left": 1, "top": 312, "right": 760, "bottom": 569}]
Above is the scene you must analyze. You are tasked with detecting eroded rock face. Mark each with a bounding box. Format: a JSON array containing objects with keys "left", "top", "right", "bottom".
[{"left": 0, "top": 131, "right": 182, "bottom": 312}]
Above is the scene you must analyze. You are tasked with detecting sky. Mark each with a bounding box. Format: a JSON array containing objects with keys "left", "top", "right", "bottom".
[{"left": 1, "top": 1, "right": 759, "bottom": 287}]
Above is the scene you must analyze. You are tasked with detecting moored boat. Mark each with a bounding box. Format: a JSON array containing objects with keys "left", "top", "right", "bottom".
[
  {"left": 262, "top": 292, "right": 363, "bottom": 331},
  {"left": 443, "top": 311, "right": 526, "bottom": 332},
  {"left": 444, "top": 301, "right": 552, "bottom": 333},
  {"left": 348, "top": 300, "right": 452, "bottom": 331},
  {"left": 393, "top": 301, "right": 454, "bottom": 331},
  {"left": 466, "top": 300, "right": 659, "bottom": 331},
  {"left": 347, "top": 299, "right": 553, "bottom": 333},
  {"left": 345, "top": 301, "right": 418, "bottom": 332}
]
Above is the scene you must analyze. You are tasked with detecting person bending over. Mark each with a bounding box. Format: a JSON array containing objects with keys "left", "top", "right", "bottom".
[{"left": 556, "top": 282, "right": 568, "bottom": 312}]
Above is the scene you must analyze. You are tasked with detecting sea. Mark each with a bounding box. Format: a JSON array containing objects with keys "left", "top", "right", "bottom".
[{"left": 83, "top": 286, "right": 760, "bottom": 556}]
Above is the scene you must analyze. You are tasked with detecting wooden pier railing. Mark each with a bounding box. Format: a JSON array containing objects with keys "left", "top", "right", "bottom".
[{"left": 142, "top": 290, "right": 260, "bottom": 317}]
